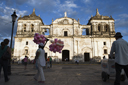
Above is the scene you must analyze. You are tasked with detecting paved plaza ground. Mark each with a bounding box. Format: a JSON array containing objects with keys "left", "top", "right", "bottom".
[{"left": 0, "top": 63, "right": 128, "bottom": 85}]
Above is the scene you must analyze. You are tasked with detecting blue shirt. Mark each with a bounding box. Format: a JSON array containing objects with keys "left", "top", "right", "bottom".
[{"left": 110, "top": 38, "right": 128, "bottom": 65}]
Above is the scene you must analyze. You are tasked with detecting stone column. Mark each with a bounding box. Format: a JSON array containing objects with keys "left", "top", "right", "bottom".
[
  {"left": 109, "top": 23, "right": 112, "bottom": 32},
  {"left": 92, "top": 23, "right": 95, "bottom": 32},
  {"left": 29, "top": 24, "right": 31, "bottom": 32},
  {"left": 101, "top": 23, "right": 104, "bottom": 32},
  {"left": 112, "top": 23, "right": 115, "bottom": 32},
  {"left": 96, "top": 24, "right": 98, "bottom": 32},
  {"left": 92, "top": 25, "right": 94, "bottom": 32},
  {"left": 26, "top": 23, "right": 29, "bottom": 32}
]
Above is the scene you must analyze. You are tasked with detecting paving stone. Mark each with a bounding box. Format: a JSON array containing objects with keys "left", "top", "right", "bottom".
[{"left": 0, "top": 64, "right": 128, "bottom": 85}]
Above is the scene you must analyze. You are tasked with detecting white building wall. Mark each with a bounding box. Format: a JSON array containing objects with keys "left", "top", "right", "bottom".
[{"left": 14, "top": 12, "right": 116, "bottom": 62}]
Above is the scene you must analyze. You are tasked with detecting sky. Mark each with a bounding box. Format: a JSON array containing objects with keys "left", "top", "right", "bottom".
[{"left": 0, "top": 0, "right": 128, "bottom": 47}]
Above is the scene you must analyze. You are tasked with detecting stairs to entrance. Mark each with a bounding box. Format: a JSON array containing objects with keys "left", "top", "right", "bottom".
[{"left": 52, "top": 61, "right": 101, "bottom": 64}]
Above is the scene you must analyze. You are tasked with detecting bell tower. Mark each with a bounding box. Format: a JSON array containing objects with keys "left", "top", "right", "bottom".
[{"left": 87, "top": 8, "right": 115, "bottom": 37}]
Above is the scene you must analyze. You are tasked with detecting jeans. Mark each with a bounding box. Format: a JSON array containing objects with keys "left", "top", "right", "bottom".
[
  {"left": 0, "top": 59, "right": 9, "bottom": 82},
  {"left": 114, "top": 63, "right": 128, "bottom": 85},
  {"left": 50, "top": 61, "right": 52, "bottom": 68}
]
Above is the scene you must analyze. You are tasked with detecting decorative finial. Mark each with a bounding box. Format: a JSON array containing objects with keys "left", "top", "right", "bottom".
[
  {"left": 64, "top": 12, "right": 67, "bottom": 17},
  {"left": 110, "top": 15, "right": 112, "bottom": 18},
  {"left": 52, "top": 18, "right": 53, "bottom": 22},
  {"left": 33, "top": 8, "right": 35, "bottom": 12},
  {"left": 38, "top": 15, "right": 40, "bottom": 17},
  {"left": 78, "top": 18, "right": 79, "bottom": 22},
  {"left": 91, "top": 15, "right": 93, "bottom": 17},
  {"left": 20, "top": 15, "right": 22, "bottom": 17},
  {"left": 96, "top": 8, "right": 100, "bottom": 16}
]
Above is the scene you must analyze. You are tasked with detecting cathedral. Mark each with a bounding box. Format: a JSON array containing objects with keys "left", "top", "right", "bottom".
[{"left": 13, "top": 8, "right": 115, "bottom": 62}]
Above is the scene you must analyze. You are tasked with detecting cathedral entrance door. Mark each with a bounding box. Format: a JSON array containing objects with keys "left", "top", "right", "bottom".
[
  {"left": 45, "top": 53, "right": 47, "bottom": 61},
  {"left": 84, "top": 53, "right": 90, "bottom": 61},
  {"left": 62, "top": 50, "right": 69, "bottom": 61}
]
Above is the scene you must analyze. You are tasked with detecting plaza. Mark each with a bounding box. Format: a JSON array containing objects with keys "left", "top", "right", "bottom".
[{"left": 0, "top": 64, "right": 128, "bottom": 85}]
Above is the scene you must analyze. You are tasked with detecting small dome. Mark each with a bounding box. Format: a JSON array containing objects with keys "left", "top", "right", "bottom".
[{"left": 18, "top": 9, "right": 44, "bottom": 24}]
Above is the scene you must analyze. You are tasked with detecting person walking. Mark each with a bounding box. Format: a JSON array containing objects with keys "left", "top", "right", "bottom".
[
  {"left": 0, "top": 39, "right": 11, "bottom": 82},
  {"left": 49, "top": 56, "right": 52, "bottom": 68},
  {"left": 34, "top": 43, "right": 46, "bottom": 83},
  {"left": 103, "top": 56, "right": 106, "bottom": 59},
  {"left": 23, "top": 56, "right": 28, "bottom": 70},
  {"left": 17, "top": 59, "right": 20, "bottom": 65},
  {"left": 75, "top": 58, "right": 79, "bottom": 65},
  {"left": 110, "top": 32, "right": 128, "bottom": 85}
]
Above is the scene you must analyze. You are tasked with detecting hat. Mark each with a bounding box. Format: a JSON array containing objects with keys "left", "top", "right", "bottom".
[
  {"left": 114, "top": 32, "right": 123, "bottom": 37},
  {"left": 39, "top": 43, "right": 44, "bottom": 47}
]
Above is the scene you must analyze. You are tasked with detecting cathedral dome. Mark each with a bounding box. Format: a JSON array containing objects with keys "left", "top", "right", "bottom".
[
  {"left": 89, "top": 8, "right": 114, "bottom": 20},
  {"left": 18, "top": 9, "right": 44, "bottom": 24}
]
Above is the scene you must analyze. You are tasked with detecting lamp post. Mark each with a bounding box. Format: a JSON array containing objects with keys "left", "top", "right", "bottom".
[
  {"left": 10, "top": 11, "right": 17, "bottom": 49},
  {"left": 8, "top": 11, "right": 17, "bottom": 75}
]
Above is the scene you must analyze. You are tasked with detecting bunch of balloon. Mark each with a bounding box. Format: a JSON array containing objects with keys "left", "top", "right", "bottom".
[
  {"left": 49, "top": 39, "right": 64, "bottom": 53},
  {"left": 33, "top": 33, "right": 47, "bottom": 44}
]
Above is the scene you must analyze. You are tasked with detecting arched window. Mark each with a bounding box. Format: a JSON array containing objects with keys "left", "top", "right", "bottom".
[
  {"left": 106, "top": 24, "right": 109, "bottom": 32},
  {"left": 103, "top": 42, "right": 106, "bottom": 45},
  {"left": 23, "top": 24, "right": 26, "bottom": 32},
  {"left": 104, "top": 24, "right": 109, "bottom": 32},
  {"left": 26, "top": 41, "right": 28, "bottom": 45},
  {"left": 64, "top": 31, "right": 68, "bottom": 36},
  {"left": 98, "top": 24, "right": 100, "bottom": 32},
  {"left": 31, "top": 24, "right": 34, "bottom": 32}
]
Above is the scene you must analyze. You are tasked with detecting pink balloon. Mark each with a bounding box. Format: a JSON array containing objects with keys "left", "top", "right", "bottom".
[
  {"left": 59, "top": 51, "right": 61, "bottom": 53},
  {"left": 42, "top": 38, "right": 45, "bottom": 41},
  {"left": 54, "top": 48, "right": 57, "bottom": 51},
  {"left": 40, "top": 35, "right": 44, "bottom": 38},
  {"left": 50, "top": 49, "right": 52, "bottom": 51},
  {"left": 54, "top": 39, "right": 58, "bottom": 43},
  {"left": 35, "top": 33, "right": 39, "bottom": 36}
]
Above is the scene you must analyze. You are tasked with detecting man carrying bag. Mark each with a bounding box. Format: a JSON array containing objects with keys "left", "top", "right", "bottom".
[{"left": 0, "top": 39, "right": 11, "bottom": 82}]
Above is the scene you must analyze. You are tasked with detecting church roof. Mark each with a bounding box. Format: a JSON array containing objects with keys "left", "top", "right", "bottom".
[
  {"left": 52, "top": 12, "right": 79, "bottom": 25},
  {"left": 18, "top": 9, "right": 44, "bottom": 24}
]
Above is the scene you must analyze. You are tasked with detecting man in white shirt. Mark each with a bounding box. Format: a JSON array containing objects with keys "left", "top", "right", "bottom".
[{"left": 110, "top": 32, "right": 128, "bottom": 85}]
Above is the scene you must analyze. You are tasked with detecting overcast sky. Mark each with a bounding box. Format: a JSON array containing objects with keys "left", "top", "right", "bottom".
[{"left": 0, "top": 0, "right": 128, "bottom": 47}]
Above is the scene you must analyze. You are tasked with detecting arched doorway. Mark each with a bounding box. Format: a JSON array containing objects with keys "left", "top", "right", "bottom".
[
  {"left": 62, "top": 50, "right": 69, "bottom": 61},
  {"left": 45, "top": 53, "right": 47, "bottom": 61},
  {"left": 84, "top": 53, "right": 90, "bottom": 61}
]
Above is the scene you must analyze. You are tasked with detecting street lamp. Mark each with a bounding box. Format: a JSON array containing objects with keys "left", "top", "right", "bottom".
[
  {"left": 10, "top": 11, "right": 17, "bottom": 49},
  {"left": 8, "top": 11, "right": 17, "bottom": 75}
]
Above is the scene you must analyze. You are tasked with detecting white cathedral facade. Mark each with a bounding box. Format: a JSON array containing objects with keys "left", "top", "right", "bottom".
[{"left": 13, "top": 8, "right": 115, "bottom": 62}]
